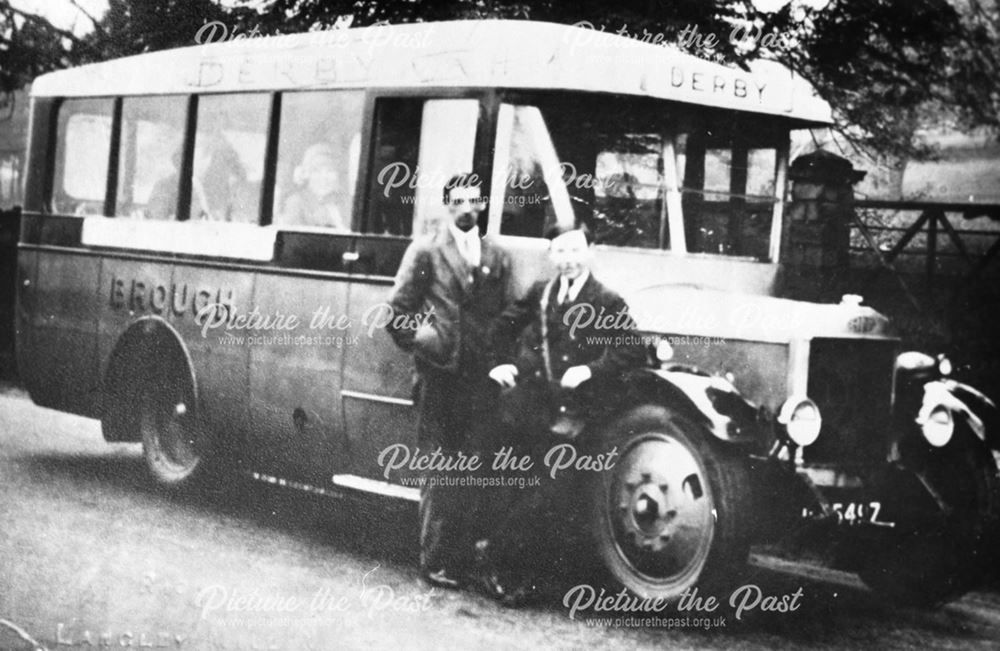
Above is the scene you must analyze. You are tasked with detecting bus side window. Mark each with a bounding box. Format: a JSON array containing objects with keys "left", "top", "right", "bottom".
[
  {"left": 366, "top": 98, "right": 422, "bottom": 237},
  {"left": 682, "top": 127, "right": 777, "bottom": 259},
  {"left": 272, "top": 91, "right": 364, "bottom": 232},
  {"left": 116, "top": 96, "right": 187, "bottom": 220},
  {"left": 52, "top": 98, "right": 114, "bottom": 216},
  {"left": 365, "top": 98, "right": 479, "bottom": 237},
  {"left": 592, "top": 137, "right": 664, "bottom": 249},
  {"left": 189, "top": 94, "right": 269, "bottom": 223}
]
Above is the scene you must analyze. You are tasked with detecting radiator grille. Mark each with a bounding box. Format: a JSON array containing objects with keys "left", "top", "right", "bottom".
[{"left": 803, "top": 338, "right": 897, "bottom": 467}]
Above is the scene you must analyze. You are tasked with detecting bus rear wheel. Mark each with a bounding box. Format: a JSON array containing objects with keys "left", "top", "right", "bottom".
[{"left": 139, "top": 381, "right": 211, "bottom": 488}]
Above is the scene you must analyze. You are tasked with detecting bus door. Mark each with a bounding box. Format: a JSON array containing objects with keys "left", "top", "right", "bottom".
[
  {"left": 339, "top": 96, "right": 485, "bottom": 487},
  {"left": 245, "top": 91, "right": 364, "bottom": 484}
]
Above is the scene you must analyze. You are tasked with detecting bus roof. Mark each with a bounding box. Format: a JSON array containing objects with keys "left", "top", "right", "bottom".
[{"left": 31, "top": 20, "right": 833, "bottom": 125}]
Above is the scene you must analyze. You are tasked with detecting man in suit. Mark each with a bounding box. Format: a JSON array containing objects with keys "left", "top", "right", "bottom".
[
  {"left": 483, "top": 222, "right": 647, "bottom": 604},
  {"left": 489, "top": 222, "right": 646, "bottom": 421},
  {"left": 386, "top": 173, "right": 512, "bottom": 589}
]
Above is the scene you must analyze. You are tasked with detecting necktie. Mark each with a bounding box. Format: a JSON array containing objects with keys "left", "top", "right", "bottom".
[
  {"left": 557, "top": 278, "right": 570, "bottom": 305},
  {"left": 460, "top": 233, "right": 476, "bottom": 268}
]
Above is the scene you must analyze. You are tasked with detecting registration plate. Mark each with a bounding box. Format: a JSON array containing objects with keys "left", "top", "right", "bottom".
[{"left": 802, "top": 501, "right": 894, "bottom": 527}]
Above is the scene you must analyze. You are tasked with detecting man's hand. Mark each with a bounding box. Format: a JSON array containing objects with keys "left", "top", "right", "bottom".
[
  {"left": 560, "top": 365, "right": 591, "bottom": 389},
  {"left": 489, "top": 364, "right": 519, "bottom": 388}
]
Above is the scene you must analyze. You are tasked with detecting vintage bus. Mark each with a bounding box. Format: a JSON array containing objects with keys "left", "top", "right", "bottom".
[{"left": 16, "top": 20, "right": 999, "bottom": 605}]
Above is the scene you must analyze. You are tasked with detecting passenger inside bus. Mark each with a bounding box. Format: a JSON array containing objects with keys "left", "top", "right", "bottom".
[
  {"left": 191, "top": 133, "right": 258, "bottom": 222},
  {"left": 275, "top": 143, "right": 349, "bottom": 231},
  {"left": 144, "top": 135, "right": 258, "bottom": 222},
  {"left": 145, "top": 149, "right": 183, "bottom": 220}
]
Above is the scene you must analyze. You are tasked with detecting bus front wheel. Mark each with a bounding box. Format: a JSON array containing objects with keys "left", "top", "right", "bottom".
[{"left": 590, "top": 405, "right": 750, "bottom": 602}]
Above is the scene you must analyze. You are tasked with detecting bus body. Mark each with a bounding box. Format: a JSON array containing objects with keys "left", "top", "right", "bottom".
[{"left": 17, "top": 21, "right": 998, "bottom": 604}]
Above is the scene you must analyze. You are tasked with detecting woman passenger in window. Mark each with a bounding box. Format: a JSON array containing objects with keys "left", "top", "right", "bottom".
[{"left": 277, "top": 144, "right": 348, "bottom": 231}]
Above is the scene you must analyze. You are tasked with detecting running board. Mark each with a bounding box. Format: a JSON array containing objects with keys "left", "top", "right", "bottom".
[
  {"left": 332, "top": 474, "right": 421, "bottom": 502},
  {"left": 248, "top": 471, "right": 420, "bottom": 503}
]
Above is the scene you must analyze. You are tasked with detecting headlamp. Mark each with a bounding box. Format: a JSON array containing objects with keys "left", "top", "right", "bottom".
[
  {"left": 778, "top": 396, "right": 822, "bottom": 447},
  {"left": 919, "top": 405, "right": 953, "bottom": 447}
]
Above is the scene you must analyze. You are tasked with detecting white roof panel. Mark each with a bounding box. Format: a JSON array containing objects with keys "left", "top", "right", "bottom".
[{"left": 31, "top": 20, "right": 833, "bottom": 124}]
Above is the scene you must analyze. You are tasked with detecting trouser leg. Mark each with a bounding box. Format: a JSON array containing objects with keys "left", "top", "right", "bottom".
[
  {"left": 416, "top": 368, "right": 490, "bottom": 577},
  {"left": 416, "top": 371, "right": 459, "bottom": 574}
]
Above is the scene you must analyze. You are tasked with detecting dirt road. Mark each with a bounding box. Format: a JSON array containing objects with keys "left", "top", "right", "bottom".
[{"left": 2, "top": 387, "right": 999, "bottom": 650}]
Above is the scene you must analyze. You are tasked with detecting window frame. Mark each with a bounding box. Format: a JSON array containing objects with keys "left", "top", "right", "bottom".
[
  {"left": 43, "top": 88, "right": 792, "bottom": 262},
  {"left": 185, "top": 91, "right": 273, "bottom": 225},
  {"left": 113, "top": 93, "right": 190, "bottom": 220},
  {"left": 269, "top": 88, "right": 368, "bottom": 233},
  {"left": 51, "top": 96, "right": 117, "bottom": 216},
  {"left": 359, "top": 88, "right": 496, "bottom": 239}
]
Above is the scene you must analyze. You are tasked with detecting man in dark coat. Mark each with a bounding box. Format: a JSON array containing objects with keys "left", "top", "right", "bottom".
[
  {"left": 386, "top": 173, "right": 512, "bottom": 589},
  {"left": 484, "top": 223, "right": 647, "bottom": 604},
  {"left": 489, "top": 223, "right": 647, "bottom": 424}
]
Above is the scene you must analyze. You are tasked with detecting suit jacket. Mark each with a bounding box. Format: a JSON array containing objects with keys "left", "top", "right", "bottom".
[
  {"left": 495, "top": 273, "right": 647, "bottom": 384},
  {"left": 387, "top": 228, "right": 512, "bottom": 373}
]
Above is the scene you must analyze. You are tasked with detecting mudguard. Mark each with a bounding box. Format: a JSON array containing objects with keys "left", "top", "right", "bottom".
[
  {"left": 101, "top": 316, "right": 198, "bottom": 442},
  {"left": 921, "top": 379, "right": 1000, "bottom": 451},
  {"left": 624, "top": 368, "right": 762, "bottom": 444}
]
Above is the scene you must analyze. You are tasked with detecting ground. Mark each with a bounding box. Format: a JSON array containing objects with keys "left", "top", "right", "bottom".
[{"left": 2, "top": 384, "right": 999, "bottom": 651}]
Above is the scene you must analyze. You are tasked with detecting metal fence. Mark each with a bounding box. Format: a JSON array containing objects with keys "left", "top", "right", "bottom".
[{"left": 848, "top": 200, "right": 1000, "bottom": 310}]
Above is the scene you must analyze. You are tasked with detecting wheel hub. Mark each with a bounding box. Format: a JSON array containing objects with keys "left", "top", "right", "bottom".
[
  {"left": 628, "top": 481, "right": 675, "bottom": 542},
  {"left": 144, "top": 396, "right": 199, "bottom": 471}
]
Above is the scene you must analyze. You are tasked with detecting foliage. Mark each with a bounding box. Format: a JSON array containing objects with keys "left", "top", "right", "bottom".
[
  {"left": 754, "top": 0, "right": 1000, "bottom": 158},
  {"left": 0, "top": 0, "right": 226, "bottom": 93},
  {"left": 1, "top": 0, "right": 997, "bottom": 159}
]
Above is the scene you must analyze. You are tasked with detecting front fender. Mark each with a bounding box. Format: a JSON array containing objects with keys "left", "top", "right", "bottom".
[
  {"left": 923, "top": 379, "right": 1000, "bottom": 451},
  {"left": 624, "top": 368, "right": 762, "bottom": 444}
]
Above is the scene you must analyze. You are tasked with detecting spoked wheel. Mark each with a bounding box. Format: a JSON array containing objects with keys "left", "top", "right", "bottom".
[
  {"left": 859, "top": 425, "right": 1000, "bottom": 606},
  {"left": 592, "top": 405, "right": 750, "bottom": 601},
  {"left": 140, "top": 383, "right": 210, "bottom": 488}
]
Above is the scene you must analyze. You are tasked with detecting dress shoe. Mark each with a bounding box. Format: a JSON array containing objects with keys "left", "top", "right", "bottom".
[
  {"left": 549, "top": 414, "right": 584, "bottom": 439},
  {"left": 499, "top": 581, "right": 541, "bottom": 608},
  {"left": 470, "top": 539, "right": 540, "bottom": 607}
]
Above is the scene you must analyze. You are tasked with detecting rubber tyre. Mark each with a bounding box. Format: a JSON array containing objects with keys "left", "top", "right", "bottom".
[
  {"left": 859, "top": 427, "right": 1000, "bottom": 607},
  {"left": 590, "top": 404, "right": 751, "bottom": 602},
  {"left": 139, "top": 375, "right": 213, "bottom": 489}
]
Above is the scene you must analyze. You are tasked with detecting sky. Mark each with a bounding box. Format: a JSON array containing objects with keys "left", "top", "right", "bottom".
[{"left": 9, "top": 0, "right": 109, "bottom": 36}]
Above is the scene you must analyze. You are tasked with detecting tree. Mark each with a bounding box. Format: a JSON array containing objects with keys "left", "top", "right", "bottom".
[
  {"left": 752, "top": 0, "right": 999, "bottom": 159},
  {"left": 1, "top": 0, "right": 997, "bottom": 160},
  {"left": 0, "top": 0, "right": 227, "bottom": 93},
  {"left": 1, "top": 1, "right": 92, "bottom": 93},
  {"left": 87, "top": 0, "right": 227, "bottom": 59}
]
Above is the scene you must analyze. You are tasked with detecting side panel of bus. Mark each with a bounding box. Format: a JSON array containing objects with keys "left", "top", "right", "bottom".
[
  {"left": 31, "top": 247, "right": 101, "bottom": 414},
  {"left": 166, "top": 260, "right": 254, "bottom": 451},
  {"left": 246, "top": 260, "right": 352, "bottom": 484},
  {"left": 341, "top": 271, "right": 417, "bottom": 481}
]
